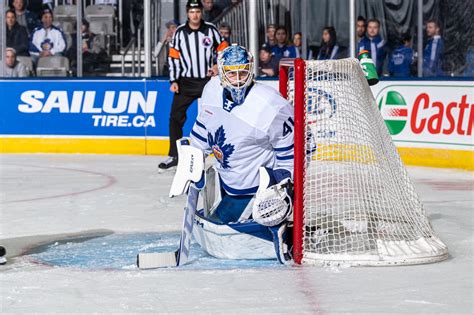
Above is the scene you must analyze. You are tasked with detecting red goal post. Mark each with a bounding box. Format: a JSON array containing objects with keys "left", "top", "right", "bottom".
[{"left": 280, "top": 58, "right": 306, "bottom": 264}]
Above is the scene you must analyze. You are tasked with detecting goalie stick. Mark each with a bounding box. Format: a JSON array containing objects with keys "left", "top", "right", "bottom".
[{"left": 137, "top": 186, "right": 199, "bottom": 269}]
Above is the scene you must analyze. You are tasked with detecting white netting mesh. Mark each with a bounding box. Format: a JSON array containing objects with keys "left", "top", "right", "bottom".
[{"left": 286, "top": 59, "right": 448, "bottom": 266}]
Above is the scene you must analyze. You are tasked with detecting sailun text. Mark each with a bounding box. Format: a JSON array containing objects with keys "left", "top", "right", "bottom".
[{"left": 18, "top": 90, "right": 157, "bottom": 128}]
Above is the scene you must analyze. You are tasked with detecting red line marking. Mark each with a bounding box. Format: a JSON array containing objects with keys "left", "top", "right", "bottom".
[{"left": 2, "top": 163, "right": 117, "bottom": 204}]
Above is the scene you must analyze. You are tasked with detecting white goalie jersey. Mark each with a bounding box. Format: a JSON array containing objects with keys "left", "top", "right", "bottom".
[{"left": 189, "top": 76, "right": 294, "bottom": 196}]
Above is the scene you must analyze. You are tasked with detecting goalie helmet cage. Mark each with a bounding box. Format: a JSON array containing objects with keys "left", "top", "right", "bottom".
[{"left": 280, "top": 58, "right": 448, "bottom": 266}]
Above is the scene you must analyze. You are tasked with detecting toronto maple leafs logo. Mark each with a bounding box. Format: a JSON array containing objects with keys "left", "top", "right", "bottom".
[{"left": 208, "top": 126, "right": 234, "bottom": 169}]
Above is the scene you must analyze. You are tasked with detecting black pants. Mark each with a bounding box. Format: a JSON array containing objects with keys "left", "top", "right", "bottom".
[{"left": 168, "top": 77, "right": 210, "bottom": 157}]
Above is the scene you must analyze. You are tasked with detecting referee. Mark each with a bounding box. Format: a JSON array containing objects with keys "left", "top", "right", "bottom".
[{"left": 159, "top": 0, "right": 228, "bottom": 169}]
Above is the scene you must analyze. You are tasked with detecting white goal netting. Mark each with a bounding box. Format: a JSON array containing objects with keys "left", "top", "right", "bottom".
[{"left": 286, "top": 59, "right": 448, "bottom": 266}]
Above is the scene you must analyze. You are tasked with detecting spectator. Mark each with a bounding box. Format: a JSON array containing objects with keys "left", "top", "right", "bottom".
[
  {"left": 218, "top": 22, "right": 232, "bottom": 43},
  {"left": 159, "top": 0, "right": 228, "bottom": 169},
  {"left": 3, "top": 48, "right": 29, "bottom": 77},
  {"left": 264, "top": 24, "right": 277, "bottom": 48},
  {"left": 67, "top": 19, "right": 109, "bottom": 74},
  {"left": 293, "top": 32, "right": 302, "bottom": 55},
  {"left": 293, "top": 32, "right": 314, "bottom": 59},
  {"left": 357, "top": 16, "right": 367, "bottom": 43},
  {"left": 271, "top": 26, "right": 299, "bottom": 62},
  {"left": 159, "top": 19, "right": 179, "bottom": 76},
  {"left": 6, "top": 9, "right": 29, "bottom": 56},
  {"left": 388, "top": 33, "right": 414, "bottom": 77},
  {"left": 10, "top": 0, "right": 40, "bottom": 35},
  {"left": 358, "top": 18, "right": 386, "bottom": 76},
  {"left": 423, "top": 19, "right": 444, "bottom": 77},
  {"left": 202, "top": 0, "right": 222, "bottom": 23},
  {"left": 258, "top": 43, "right": 278, "bottom": 77},
  {"left": 29, "top": 8, "right": 67, "bottom": 63},
  {"left": 317, "top": 26, "right": 340, "bottom": 60}
]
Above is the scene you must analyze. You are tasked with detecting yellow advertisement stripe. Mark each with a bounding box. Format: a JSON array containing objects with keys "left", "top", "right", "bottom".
[
  {"left": 0, "top": 137, "right": 169, "bottom": 155},
  {"left": 397, "top": 147, "right": 474, "bottom": 170}
]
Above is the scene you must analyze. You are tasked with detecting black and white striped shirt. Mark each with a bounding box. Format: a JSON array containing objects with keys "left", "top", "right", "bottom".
[{"left": 168, "top": 21, "right": 228, "bottom": 82}]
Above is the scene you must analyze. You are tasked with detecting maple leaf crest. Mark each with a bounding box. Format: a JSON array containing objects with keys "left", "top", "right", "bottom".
[{"left": 207, "top": 126, "right": 234, "bottom": 169}]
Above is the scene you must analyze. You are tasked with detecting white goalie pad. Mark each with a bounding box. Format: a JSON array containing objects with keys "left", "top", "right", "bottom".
[
  {"left": 169, "top": 138, "right": 205, "bottom": 198},
  {"left": 192, "top": 212, "right": 276, "bottom": 260},
  {"left": 252, "top": 167, "right": 293, "bottom": 227}
]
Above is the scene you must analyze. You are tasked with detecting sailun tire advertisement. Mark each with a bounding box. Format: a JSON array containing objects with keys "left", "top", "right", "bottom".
[{"left": 0, "top": 79, "right": 198, "bottom": 155}]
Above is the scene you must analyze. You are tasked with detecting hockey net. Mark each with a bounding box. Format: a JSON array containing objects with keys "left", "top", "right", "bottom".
[{"left": 280, "top": 58, "right": 448, "bottom": 266}]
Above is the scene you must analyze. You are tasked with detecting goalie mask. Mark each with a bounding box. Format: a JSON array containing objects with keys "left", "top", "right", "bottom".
[{"left": 217, "top": 44, "right": 255, "bottom": 105}]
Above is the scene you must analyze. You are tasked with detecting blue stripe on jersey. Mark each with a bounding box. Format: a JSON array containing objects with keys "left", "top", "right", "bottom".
[
  {"left": 191, "top": 129, "right": 207, "bottom": 143},
  {"left": 276, "top": 155, "right": 294, "bottom": 161},
  {"left": 195, "top": 119, "right": 206, "bottom": 130},
  {"left": 274, "top": 143, "right": 294, "bottom": 152},
  {"left": 220, "top": 179, "right": 258, "bottom": 195}
]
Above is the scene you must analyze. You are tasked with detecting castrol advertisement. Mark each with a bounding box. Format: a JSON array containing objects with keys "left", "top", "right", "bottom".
[{"left": 371, "top": 82, "right": 473, "bottom": 151}]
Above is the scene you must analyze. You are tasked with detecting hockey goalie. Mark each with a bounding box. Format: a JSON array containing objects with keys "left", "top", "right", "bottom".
[{"left": 171, "top": 44, "right": 295, "bottom": 264}]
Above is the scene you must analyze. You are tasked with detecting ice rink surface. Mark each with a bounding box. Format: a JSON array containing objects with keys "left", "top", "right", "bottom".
[{"left": 0, "top": 154, "right": 473, "bottom": 314}]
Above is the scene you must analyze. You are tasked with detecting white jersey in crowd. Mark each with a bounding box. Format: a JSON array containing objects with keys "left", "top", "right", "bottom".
[
  {"left": 190, "top": 76, "right": 294, "bottom": 196},
  {"left": 29, "top": 26, "right": 67, "bottom": 56}
]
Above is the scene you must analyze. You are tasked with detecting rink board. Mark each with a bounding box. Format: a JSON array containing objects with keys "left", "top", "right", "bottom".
[{"left": 0, "top": 78, "right": 472, "bottom": 169}]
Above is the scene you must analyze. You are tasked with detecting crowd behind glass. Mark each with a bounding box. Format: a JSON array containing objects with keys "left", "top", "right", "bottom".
[{"left": 3, "top": 0, "right": 474, "bottom": 78}]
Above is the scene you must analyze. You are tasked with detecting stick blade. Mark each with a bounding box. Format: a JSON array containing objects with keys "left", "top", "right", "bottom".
[{"left": 137, "top": 251, "right": 178, "bottom": 269}]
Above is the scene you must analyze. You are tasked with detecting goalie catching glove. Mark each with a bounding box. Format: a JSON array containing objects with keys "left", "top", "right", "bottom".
[{"left": 252, "top": 167, "right": 293, "bottom": 226}]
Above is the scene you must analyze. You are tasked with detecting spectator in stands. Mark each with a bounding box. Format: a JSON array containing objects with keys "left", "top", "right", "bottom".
[
  {"left": 29, "top": 8, "right": 67, "bottom": 63},
  {"left": 159, "top": 19, "right": 179, "bottom": 76},
  {"left": 265, "top": 24, "right": 277, "bottom": 48},
  {"left": 293, "top": 32, "right": 302, "bottom": 55},
  {"left": 388, "top": 33, "right": 414, "bottom": 77},
  {"left": 203, "top": 0, "right": 222, "bottom": 23},
  {"left": 272, "top": 26, "right": 299, "bottom": 61},
  {"left": 258, "top": 43, "right": 278, "bottom": 77},
  {"left": 3, "top": 47, "right": 29, "bottom": 77},
  {"left": 293, "top": 32, "right": 314, "bottom": 59},
  {"left": 357, "top": 16, "right": 367, "bottom": 44},
  {"left": 11, "top": 0, "right": 40, "bottom": 35},
  {"left": 358, "top": 18, "right": 386, "bottom": 76},
  {"left": 423, "top": 19, "right": 444, "bottom": 77},
  {"left": 317, "top": 26, "right": 340, "bottom": 60},
  {"left": 6, "top": 9, "right": 29, "bottom": 56},
  {"left": 219, "top": 22, "right": 232, "bottom": 43},
  {"left": 67, "top": 18, "right": 109, "bottom": 74}
]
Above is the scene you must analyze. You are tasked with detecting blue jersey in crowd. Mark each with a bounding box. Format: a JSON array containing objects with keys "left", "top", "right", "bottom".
[
  {"left": 358, "top": 35, "right": 387, "bottom": 75},
  {"left": 423, "top": 35, "right": 444, "bottom": 76},
  {"left": 388, "top": 45, "right": 414, "bottom": 77},
  {"left": 271, "top": 44, "right": 299, "bottom": 61}
]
